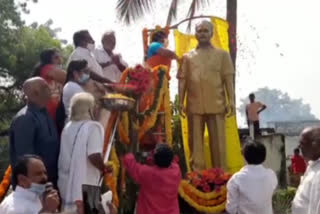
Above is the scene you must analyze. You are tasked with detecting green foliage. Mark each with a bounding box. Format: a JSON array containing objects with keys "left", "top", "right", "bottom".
[
  {"left": 0, "top": 0, "right": 73, "bottom": 178},
  {"left": 273, "top": 187, "right": 297, "bottom": 214},
  {"left": 0, "top": 0, "right": 73, "bottom": 125},
  {"left": 238, "top": 87, "right": 317, "bottom": 126}
]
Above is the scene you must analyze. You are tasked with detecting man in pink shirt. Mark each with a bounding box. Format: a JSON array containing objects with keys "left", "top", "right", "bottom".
[
  {"left": 246, "top": 93, "right": 267, "bottom": 137},
  {"left": 122, "top": 143, "right": 181, "bottom": 214}
]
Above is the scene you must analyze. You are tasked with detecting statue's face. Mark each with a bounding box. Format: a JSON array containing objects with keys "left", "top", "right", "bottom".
[{"left": 195, "top": 24, "right": 212, "bottom": 44}]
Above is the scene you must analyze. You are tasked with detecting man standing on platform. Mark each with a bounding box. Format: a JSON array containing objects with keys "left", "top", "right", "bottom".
[
  {"left": 94, "top": 31, "right": 128, "bottom": 83},
  {"left": 9, "top": 77, "right": 60, "bottom": 188},
  {"left": 68, "top": 30, "right": 113, "bottom": 128},
  {"left": 178, "top": 20, "right": 235, "bottom": 170},
  {"left": 246, "top": 93, "right": 266, "bottom": 138}
]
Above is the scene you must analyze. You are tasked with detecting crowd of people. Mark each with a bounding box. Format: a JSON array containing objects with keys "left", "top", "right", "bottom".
[
  {"left": 0, "top": 24, "right": 320, "bottom": 214},
  {"left": 0, "top": 27, "right": 182, "bottom": 214}
]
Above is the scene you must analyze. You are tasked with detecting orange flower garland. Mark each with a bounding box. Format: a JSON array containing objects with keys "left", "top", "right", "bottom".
[
  {"left": 115, "top": 65, "right": 171, "bottom": 146},
  {"left": 0, "top": 166, "right": 11, "bottom": 202}
]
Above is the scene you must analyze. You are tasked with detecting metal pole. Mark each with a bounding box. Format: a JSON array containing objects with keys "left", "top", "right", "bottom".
[{"left": 104, "top": 115, "right": 120, "bottom": 163}]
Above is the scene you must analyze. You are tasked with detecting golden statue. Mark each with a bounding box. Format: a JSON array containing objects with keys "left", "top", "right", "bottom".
[{"left": 177, "top": 20, "right": 235, "bottom": 170}]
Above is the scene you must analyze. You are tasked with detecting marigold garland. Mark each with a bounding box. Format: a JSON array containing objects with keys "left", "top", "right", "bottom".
[
  {"left": 162, "top": 76, "right": 172, "bottom": 146},
  {"left": 105, "top": 147, "right": 120, "bottom": 207},
  {"left": 137, "top": 69, "right": 166, "bottom": 140},
  {"left": 0, "top": 166, "right": 11, "bottom": 202},
  {"left": 179, "top": 183, "right": 226, "bottom": 213},
  {"left": 180, "top": 180, "right": 227, "bottom": 200},
  {"left": 116, "top": 65, "right": 172, "bottom": 145}
]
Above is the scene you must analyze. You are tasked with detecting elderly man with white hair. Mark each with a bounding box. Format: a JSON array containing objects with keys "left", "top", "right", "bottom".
[
  {"left": 94, "top": 31, "right": 128, "bottom": 82},
  {"left": 58, "top": 92, "right": 109, "bottom": 213},
  {"left": 292, "top": 127, "right": 320, "bottom": 214}
]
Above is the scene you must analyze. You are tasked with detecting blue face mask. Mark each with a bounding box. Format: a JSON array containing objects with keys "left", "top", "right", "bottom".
[
  {"left": 79, "top": 73, "right": 90, "bottom": 84},
  {"left": 29, "top": 183, "right": 46, "bottom": 196}
]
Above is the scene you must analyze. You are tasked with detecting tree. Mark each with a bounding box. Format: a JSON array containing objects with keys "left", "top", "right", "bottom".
[
  {"left": 0, "top": 0, "right": 72, "bottom": 178},
  {"left": 0, "top": 0, "right": 72, "bottom": 136},
  {"left": 238, "top": 87, "right": 317, "bottom": 127},
  {"left": 0, "top": 25, "right": 72, "bottom": 125}
]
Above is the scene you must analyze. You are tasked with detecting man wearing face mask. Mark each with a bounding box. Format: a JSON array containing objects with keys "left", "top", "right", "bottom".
[
  {"left": 68, "top": 30, "right": 111, "bottom": 83},
  {"left": 9, "top": 77, "right": 60, "bottom": 188},
  {"left": 62, "top": 60, "right": 91, "bottom": 122},
  {"left": 0, "top": 155, "right": 60, "bottom": 213},
  {"left": 94, "top": 31, "right": 128, "bottom": 82},
  {"left": 68, "top": 30, "right": 113, "bottom": 129}
]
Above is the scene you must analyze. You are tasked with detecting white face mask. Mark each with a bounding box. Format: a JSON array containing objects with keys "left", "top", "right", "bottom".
[
  {"left": 29, "top": 183, "right": 46, "bottom": 196},
  {"left": 79, "top": 73, "right": 90, "bottom": 85},
  {"left": 87, "top": 43, "right": 95, "bottom": 52}
]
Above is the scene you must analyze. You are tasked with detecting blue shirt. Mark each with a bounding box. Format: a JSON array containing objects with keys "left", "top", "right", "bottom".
[
  {"left": 147, "top": 42, "right": 163, "bottom": 59},
  {"left": 9, "top": 103, "right": 60, "bottom": 187}
]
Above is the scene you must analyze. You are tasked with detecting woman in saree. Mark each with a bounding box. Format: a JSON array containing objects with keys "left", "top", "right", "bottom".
[
  {"left": 145, "top": 30, "right": 178, "bottom": 70},
  {"left": 33, "top": 48, "right": 66, "bottom": 122},
  {"left": 139, "top": 30, "right": 178, "bottom": 147}
]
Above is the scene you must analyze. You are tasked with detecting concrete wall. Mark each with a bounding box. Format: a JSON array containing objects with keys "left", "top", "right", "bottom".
[{"left": 256, "top": 134, "right": 287, "bottom": 188}]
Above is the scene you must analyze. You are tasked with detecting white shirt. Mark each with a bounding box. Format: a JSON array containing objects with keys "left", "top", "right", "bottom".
[
  {"left": 58, "top": 121, "right": 104, "bottom": 211},
  {"left": 292, "top": 158, "right": 320, "bottom": 214},
  {"left": 68, "top": 47, "right": 103, "bottom": 76},
  {"left": 93, "top": 48, "right": 127, "bottom": 82},
  {"left": 62, "top": 82, "right": 84, "bottom": 119},
  {"left": 0, "top": 186, "right": 42, "bottom": 214},
  {"left": 226, "top": 165, "right": 278, "bottom": 214}
]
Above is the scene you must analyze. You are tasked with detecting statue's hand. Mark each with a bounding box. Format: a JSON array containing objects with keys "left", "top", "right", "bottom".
[
  {"left": 226, "top": 103, "right": 236, "bottom": 117},
  {"left": 179, "top": 103, "right": 186, "bottom": 118}
]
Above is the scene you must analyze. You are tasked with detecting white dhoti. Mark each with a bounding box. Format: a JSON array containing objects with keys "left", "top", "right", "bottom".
[{"left": 58, "top": 121, "right": 104, "bottom": 211}]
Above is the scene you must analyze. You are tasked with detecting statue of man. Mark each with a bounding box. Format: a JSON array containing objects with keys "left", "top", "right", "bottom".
[{"left": 177, "top": 20, "right": 235, "bottom": 170}]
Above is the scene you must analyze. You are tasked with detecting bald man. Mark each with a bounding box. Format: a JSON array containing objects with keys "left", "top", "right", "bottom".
[
  {"left": 292, "top": 127, "right": 320, "bottom": 214},
  {"left": 9, "top": 77, "right": 60, "bottom": 188},
  {"left": 178, "top": 20, "right": 235, "bottom": 170},
  {"left": 94, "top": 31, "right": 127, "bottom": 82}
]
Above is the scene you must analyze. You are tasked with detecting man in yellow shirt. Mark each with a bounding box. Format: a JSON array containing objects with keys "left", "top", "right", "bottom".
[{"left": 178, "top": 20, "right": 235, "bottom": 170}]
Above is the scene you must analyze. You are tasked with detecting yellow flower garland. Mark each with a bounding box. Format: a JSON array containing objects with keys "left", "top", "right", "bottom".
[
  {"left": 178, "top": 180, "right": 227, "bottom": 213},
  {"left": 180, "top": 180, "right": 227, "bottom": 200},
  {"left": 105, "top": 147, "right": 120, "bottom": 207},
  {"left": 179, "top": 188, "right": 226, "bottom": 213},
  {"left": 163, "top": 75, "right": 172, "bottom": 146},
  {"left": 179, "top": 183, "right": 226, "bottom": 213}
]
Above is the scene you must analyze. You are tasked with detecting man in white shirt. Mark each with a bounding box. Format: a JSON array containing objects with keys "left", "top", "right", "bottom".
[
  {"left": 0, "top": 155, "right": 59, "bottom": 214},
  {"left": 94, "top": 31, "right": 128, "bottom": 82},
  {"left": 68, "top": 30, "right": 112, "bottom": 84},
  {"left": 226, "top": 141, "right": 278, "bottom": 214},
  {"left": 68, "top": 30, "right": 113, "bottom": 128},
  {"left": 292, "top": 127, "right": 320, "bottom": 214},
  {"left": 59, "top": 92, "right": 112, "bottom": 212}
]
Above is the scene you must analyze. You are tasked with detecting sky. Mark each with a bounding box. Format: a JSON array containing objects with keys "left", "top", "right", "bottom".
[{"left": 20, "top": 0, "right": 320, "bottom": 126}]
